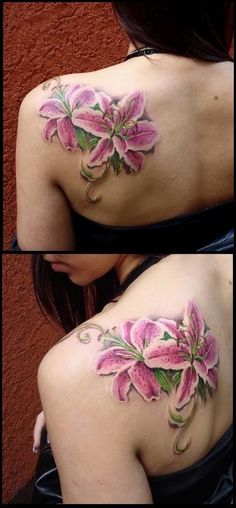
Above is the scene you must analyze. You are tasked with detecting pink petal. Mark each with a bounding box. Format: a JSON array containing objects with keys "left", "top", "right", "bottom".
[
  {"left": 206, "top": 367, "right": 218, "bottom": 390},
  {"left": 65, "top": 84, "right": 81, "bottom": 104},
  {"left": 183, "top": 301, "right": 205, "bottom": 347},
  {"left": 42, "top": 118, "right": 57, "bottom": 141},
  {"left": 119, "top": 320, "right": 135, "bottom": 346},
  {"left": 126, "top": 120, "right": 160, "bottom": 151},
  {"left": 119, "top": 90, "right": 145, "bottom": 123},
  {"left": 68, "top": 86, "right": 96, "bottom": 110},
  {"left": 113, "top": 135, "right": 127, "bottom": 158},
  {"left": 112, "top": 368, "right": 132, "bottom": 401},
  {"left": 159, "top": 319, "right": 185, "bottom": 342},
  {"left": 176, "top": 366, "right": 198, "bottom": 409},
  {"left": 72, "top": 108, "right": 112, "bottom": 137},
  {"left": 96, "top": 91, "right": 113, "bottom": 113},
  {"left": 95, "top": 347, "right": 134, "bottom": 374},
  {"left": 128, "top": 362, "right": 161, "bottom": 401},
  {"left": 87, "top": 138, "right": 114, "bottom": 167},
  {"left": 57, "top": 117, "right": 78, "bottom": 150},
  {"left": 38, "top": 98, "right": 66, "bottom": 118},
  {"left": 198, "top": 331, "right": 218, "bottom": 369},
  {"left": 144, "top": 340, "right": 189, "bottom": 370},
  {"left": 123, "top": 150, "right": 144, "bottom": 172},
  {"left": 194, "top": 358, "right": 208, "bottom": 382},
  {"left": 130, "top": 318, "right": 165, "bottom": 353}
]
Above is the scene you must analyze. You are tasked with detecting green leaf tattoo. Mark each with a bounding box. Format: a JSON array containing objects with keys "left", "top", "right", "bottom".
[
  {"left": 163, "top": 331, "right": 173, "bottom": 341},
  {"left": 75, "top": 301, "right": 219, "bottom": 456},
  {"left": 76, "top": 128, "right": 87, "bottom": 151},
  {"left": 153, "top": 368, "right": 172, "bottom": 393},
  {"left": 110, "top": 151, "right": 122, "bottom": 175}
]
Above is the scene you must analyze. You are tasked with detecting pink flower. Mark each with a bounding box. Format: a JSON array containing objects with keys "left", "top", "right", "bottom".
[
  {"left": 144, "top": 302, "right": 218, "bottom": 409},
  {"left": 95, "top": 318, "right": 169, "bottom": 402},
  {"left": 72, "top": 90, "right": 160, "bottom": 171},
  {"left": 38, "top": 84, "right": 96, "bottom": 150}
]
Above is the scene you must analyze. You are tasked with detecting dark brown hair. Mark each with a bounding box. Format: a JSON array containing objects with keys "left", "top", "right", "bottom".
[
  {"left": 32, "top": 254, "right": 120, "bottom": 332},
  {"left": 113, "top": 1, "right": 233, "bottom": 61},
  {"left": 32, "top": 255, "right": 165, "bottom": 333}
]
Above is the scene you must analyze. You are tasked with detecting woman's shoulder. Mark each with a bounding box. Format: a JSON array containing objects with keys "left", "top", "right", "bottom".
[
  {"left": 38, "top": 254, "right": 233, "bottom": 423},
  {"left": 18, "top": 63, "right": 160, "bottom": 182},
  {"left": 38, "top": 254, "right": 232, "bottom": 483},
  {"left": 20, "top": 60, "right": 140, "bottom": 107},
  {"left": 38, "top": 254, "right": 232, "bottom": 392}
]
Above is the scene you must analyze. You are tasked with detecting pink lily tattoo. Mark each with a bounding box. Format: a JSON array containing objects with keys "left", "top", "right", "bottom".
[
  {"left": 39, "top": 83, "right": 97, "bottom": 150},
  {"left": 77, "top": 301, "right": 219, "bottom": 455},
  {"left": 144, "top": 301, "right": 218, "bottom": 409},
  {"left": 38, "top": 82, "right": 160, "bottom": 202},
  {"left": 73, "top": 90, "right": 158, "bottom": 171},
  {"left": 94, "top": 318, "right": 168, "bottom": 402}
]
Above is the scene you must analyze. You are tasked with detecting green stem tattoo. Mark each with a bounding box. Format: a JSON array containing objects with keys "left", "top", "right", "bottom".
[
  {"left": 172, "top": 395, "right": 198, "bottom": 455},
  {"left": 83, "top": 159, "right": 111, "bottom": 203}
]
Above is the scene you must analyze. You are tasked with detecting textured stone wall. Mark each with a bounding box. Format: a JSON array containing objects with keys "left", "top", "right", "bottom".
[
  {"left": 3, "top": 2, "right": 128, "bottom": 249},
  {"left": 3, "top": 254, "right": 64, "bottom": 502}
]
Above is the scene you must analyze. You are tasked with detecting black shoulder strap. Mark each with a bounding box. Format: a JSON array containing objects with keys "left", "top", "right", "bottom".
[{"left": 118, "top": 256, "right": 163, "bottom": 294}]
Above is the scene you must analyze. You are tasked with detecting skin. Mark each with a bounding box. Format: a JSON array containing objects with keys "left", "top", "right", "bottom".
[
  {"left": 37, "top": 254, "right": 232, "bottom": 503},
  {"left": 33, "top": 253, "right": 145, "bottom": 452},
  {"left": 16, "top": 35, "right": 233, "bottom": 250}
]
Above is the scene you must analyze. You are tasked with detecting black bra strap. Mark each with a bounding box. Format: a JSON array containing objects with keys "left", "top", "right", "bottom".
[
  {"left": 124, "top": 46, "right": 232, "bottom": 63},
  {"left": 118, "top": 256, "right": 163, "bottom": 294},
  {"left": 125, "top": 47, "right": 160, "bottom": 61}
]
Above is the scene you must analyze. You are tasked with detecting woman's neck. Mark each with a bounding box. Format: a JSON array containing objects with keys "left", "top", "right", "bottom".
[{"left": 114, "top": 254, "right": 147, "bottom": 285}]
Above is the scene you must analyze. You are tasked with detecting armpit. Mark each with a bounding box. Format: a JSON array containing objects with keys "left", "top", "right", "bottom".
[
  {"left": 76, "top": 301, "right": 219, "bottom": 455},
  {"left": 38, "top": 78, "right": 160, "bottom": 202}
]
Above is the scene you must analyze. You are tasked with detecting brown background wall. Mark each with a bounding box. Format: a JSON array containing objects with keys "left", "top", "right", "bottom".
[
  {"left": 3, "top": 1, "right": 128, "bottom": 250},
  {"left": 2, "top": 254, "right": 63, "bottom": 503},
  {"left": 3, "top": 2, "right": 127, "bottom": 502}
]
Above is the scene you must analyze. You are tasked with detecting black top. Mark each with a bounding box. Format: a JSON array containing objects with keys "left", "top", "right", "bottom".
[
  {"left": 148, "top": 425, "right": 233, "bottom": 505},
  {"left": 10, "top": 201, "right": 234, "bottom": 253},
  {"left": 71, "top": 201, "right": 234, "bottom": 252}
]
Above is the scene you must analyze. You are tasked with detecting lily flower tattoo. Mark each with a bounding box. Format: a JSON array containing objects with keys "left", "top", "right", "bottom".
[
  {"left": 77, "top": 301, "right": 219, "bottom": 455},
  {"left": 39, "top": 78, "right": 160, "bottom": 202}
]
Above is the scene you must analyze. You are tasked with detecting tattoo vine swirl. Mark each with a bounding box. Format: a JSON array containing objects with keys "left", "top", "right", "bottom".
[
  {"left": 42, "top": 76, "right": 61, "bottom": 91},
  {"left": 76, "top": 323, "right": 108, "bottom": 343},
  {"left": 82, "top": 160, "right": 111, "bottom": 203},
  {"left": 172, "top": 395, "right": 198, "bottom": 455}
]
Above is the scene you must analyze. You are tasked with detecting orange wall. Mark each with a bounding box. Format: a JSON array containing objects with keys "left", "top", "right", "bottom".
[
  {"left": 2, "top": 254, "right": 64, "bottom": 502},
  {"left": 3, "top": 2, "right": 128, "bottom": 249}
]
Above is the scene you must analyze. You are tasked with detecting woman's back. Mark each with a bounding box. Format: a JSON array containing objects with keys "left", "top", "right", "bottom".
[
  {"left": 54, "top": 55, "right": 233, "bottom": 225},
  {"left": 38, "top": 254, "right": 233, "bottom": 503},
  {"left": 96, "top": 254, "right": 233, "bottom": 475}
]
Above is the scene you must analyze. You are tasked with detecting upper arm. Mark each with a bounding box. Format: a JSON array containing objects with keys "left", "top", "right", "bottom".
[
  {"left": 16, "top": 89, "right": 76, "bottom": 250},
  {"left": 37, "top": 347, "right": 153, "bottom": 504}
]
